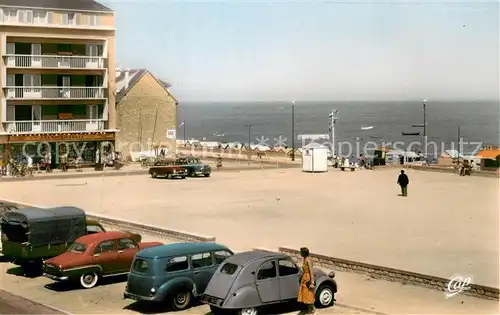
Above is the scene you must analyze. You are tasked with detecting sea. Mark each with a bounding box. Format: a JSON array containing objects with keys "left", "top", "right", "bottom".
[{"left": 177, "top": 100, "right": 499, "bottom": 158}]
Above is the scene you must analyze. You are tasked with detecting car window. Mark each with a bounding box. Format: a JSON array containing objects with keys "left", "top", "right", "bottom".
[
  {"left": 278, "top": 259, "right": 299, "bottom": 276},
  {"left": 133, "top": 259, "right": 149, "bottom": 274},
  {"left": 68, "top": 242, "right": 87, "bottom": 253},
  {"left": 214, "top": 250, "right": 232, "bottom": 264},
  {"left": 86, "top": 224, "right": 104, "bottom": 234},
  {"left": 191, "top": 252, "right": 213, "bottom": 268},
  {"left": 94, "top": 240, "right": 115, "bottom": 254},
  {"left": 166, "top": 256, "right": 189, "bottom": 272},
  {"left": 257, "top": 261, "right": 277, "bottom": 280},
  {"left": 219, "top": 262, "right": 239, "bottom": 275},
  {"left": 117, "top": 238, "right": 137, "bottom": 250}
]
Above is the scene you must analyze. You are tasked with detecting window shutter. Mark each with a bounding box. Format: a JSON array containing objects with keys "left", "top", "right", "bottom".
[
  {"left": 26, "top": 10, "right": 33, "bottom": 23},
  {"left": 18, "top": 10, "right": 26, "bottom": 23},
  {"left": 75, "top": 13, "right": 81, "bottom": 25},
  {"left": 47, "top": 12, "right": 54, "bottom": 23}
]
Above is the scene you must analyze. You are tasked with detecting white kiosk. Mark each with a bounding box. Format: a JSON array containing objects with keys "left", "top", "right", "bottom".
[{"left": 302, "top": 142, "right": 328, "bottom": 172}]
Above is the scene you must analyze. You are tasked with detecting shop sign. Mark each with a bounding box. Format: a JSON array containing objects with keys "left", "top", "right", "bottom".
[
  {"left": 9, "top": 133, "right": 115, "bottom": 142},
  {"left": 167, "top": 129, "right": 176, "bottom": 139}
]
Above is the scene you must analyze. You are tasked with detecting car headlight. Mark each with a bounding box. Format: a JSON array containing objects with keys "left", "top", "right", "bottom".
[
  {"left": 150, "top": 288, "right": 156, "bottom": 294},
  {"left": 328, "top": 271, "right": 335, "bottom": 278}
]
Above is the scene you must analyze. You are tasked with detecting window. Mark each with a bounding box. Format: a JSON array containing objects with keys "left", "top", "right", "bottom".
[
  {"left": 75, "top": 13, "right": 81, "bottom": 25},
  {"left": 61, "top": 12, "right": 68, "bottom": 25},
  {"left": 7, "top": 10, "right": 17, "bottom": 22},
  {"left": 26, "top": 10, "right": 33, "bottom": 23},
  {"left": 89, "top": 14, "right": 97, "bottom": 26},
  {"left": 94, "top": 240, "right": 115, "bottom": 254},
  {"left": 47, "top": 12, "right": 54, "bottom": 24},
  {"left": 86, "top": 224, "right": 104, "bottom": 234},
  {"left": 118, "top": 238, "right": 137, "bottom": 250},
  {"left": 68, "top": 12, "right": 75, "bottom": 25},
  {"left": 34, "top": 11, "right": 46, "bottom": 23},
  {"left": 165, "top": 256, "right": 189, "bottom": 272},
  {"left": 191, "top": 252, "right": 213, "bottom": 268},
  {"left": 219, "top": 263, "right": 238, "bottom": 275},
  {"left": 257, "top": 261, "right": 277, "bottom": 280},
  {"left": 68, "top": 242, "right": 87, "bottom": 253},
  {"left": 278, "top": 259, "right": 299, "bottom": 276},
  {"left": 214, "top": 250, "right": 232, "bottom": 264},
  {"left": 133, "top": 259, "right": 149, "bottom": 273},
  {"left": 0, "top": 9, "right": 4, "bottom": 22},
  {"left": 18, "top": 10, "right": 26, "bottom": 23}
]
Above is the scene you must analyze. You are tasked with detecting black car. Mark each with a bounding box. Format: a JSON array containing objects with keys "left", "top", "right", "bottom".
[{"left": 175, "top": 157, "right": 211, "bottom": 177}]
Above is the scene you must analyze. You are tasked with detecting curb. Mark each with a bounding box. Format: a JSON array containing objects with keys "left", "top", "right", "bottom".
[
  {"left": 278, "top": 246, "right": 499, "bottom": 301},
  {"left": 0, "top": 169, "right": 148, "bottom": 182},
  {"left": 0, "top": 198, "right": 216, "bottom": 243},
  {"left": 0, "top": 289, "right": 73, "bottom": 314}
]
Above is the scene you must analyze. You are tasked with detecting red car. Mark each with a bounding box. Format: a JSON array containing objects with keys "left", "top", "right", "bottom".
[{"left": 43, "top": 231, "right": 162, "bottom": 289}]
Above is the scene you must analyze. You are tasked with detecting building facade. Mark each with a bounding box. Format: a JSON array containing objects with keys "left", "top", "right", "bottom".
[
  {"left": 115, "top": 68, "right": 178, "bottom": 160},
  {"left": 0, "top": 0, "right": 116, "bottom": 167}
]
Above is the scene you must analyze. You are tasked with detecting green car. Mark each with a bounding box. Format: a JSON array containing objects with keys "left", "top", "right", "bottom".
[
  {"left": 175, "top": 157, "right": 211, "bottom": 177},
  {"left": 1, "top": 206, "right": 105, "bottom": 275},
  {"left": 124, "top": 242, "right": 234, "bottom": 311}
]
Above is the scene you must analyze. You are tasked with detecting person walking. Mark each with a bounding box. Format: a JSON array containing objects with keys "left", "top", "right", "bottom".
[
  {"left": 397, "top": 170, "right": 409, "bottom": 196},
  {"left": 297, "top": 247, "right": 317, "bottom": 315}
]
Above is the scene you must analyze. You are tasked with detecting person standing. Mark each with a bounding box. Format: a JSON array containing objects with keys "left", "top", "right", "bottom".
[
  {"left": 297, "top": 247, "right": 317, "bottom": 315},
  {"left": 397, "top": 170, "right": 409, "bottom": 196}
]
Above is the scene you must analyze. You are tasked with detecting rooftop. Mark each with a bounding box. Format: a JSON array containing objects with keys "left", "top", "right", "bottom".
[
  {"left": 226, "top": 250, "right": 287, "bottom": 266},
  {"left": 76, "top": 231, "right": 130, "bottom": 245},
  {"left": 0, "top": 0, "right": 112, "bottom": 12},
  {"left": 115, "top": 68, "right": 173, "bottom": 103},
  {"left": 476, "top": 149, "right": 500, "bottom": 159},
  {"left": 137, "top": 242, "right": 230, "bottom": 259}
]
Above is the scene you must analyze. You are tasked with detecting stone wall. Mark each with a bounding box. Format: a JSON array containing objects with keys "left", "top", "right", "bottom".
[{"left": 278, "top": 246, "right": 499, "bottom": 301}]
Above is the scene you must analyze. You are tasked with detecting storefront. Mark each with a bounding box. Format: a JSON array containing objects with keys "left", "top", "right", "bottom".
[{"left": 8, "top": 132, "right": 115, "bottom": 168}]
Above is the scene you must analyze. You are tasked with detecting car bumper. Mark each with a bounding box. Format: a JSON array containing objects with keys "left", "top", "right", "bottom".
[
  {"left": 43, "top": 273, "right": 69, "bottom": 281},
  {"left": 124, "top": 291, "right": 156, "bottom": 301}
]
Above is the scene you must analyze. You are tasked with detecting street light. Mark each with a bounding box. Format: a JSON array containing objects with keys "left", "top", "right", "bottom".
[
  {"left": 291, "top": 104, "right": 295, "bottom": 161},
  {"left": 329, "top": 109, "right": 339, "bottom": 156}
]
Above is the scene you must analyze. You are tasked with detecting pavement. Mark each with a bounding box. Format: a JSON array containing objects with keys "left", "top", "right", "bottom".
[
  {"left": 0, "top": 233, "right": 498, "bottom": 315},
  {"left": 1, "top": 167, "right": 498, "bottom": 288}
]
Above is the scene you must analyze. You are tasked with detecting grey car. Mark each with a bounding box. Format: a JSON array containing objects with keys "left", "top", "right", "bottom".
[{"left": 200, "top": 251, "right": 337, "bottom": 315}]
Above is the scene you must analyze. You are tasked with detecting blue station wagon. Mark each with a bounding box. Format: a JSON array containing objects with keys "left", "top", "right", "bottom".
[{"left": 123, "top": 242, "right": 234, "bottom": 311}]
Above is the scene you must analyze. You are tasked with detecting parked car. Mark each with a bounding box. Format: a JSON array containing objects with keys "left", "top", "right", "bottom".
[
  {"left": 175, "top": 157, "right": 211, "bottom": 177},
  {"left": 43, "top": 231, "right": 162, "bottom": 289},
  {"left": 148, "top": 165, "right": 187, "bottom": 179},
  {"left": 200, "top": 251, "right": 337, "bottom": 315},
  {"left": 0, "top": 206, "right": 108, "bottom": 274},
  {"left": 124, "top": 242, "right": 234, "bottom": 311}
]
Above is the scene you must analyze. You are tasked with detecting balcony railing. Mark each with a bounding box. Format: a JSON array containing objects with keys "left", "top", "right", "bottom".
[
  {"left": 4, "top": 87, "right": 106, "bottom": 100},
  {"left": 4, "top": 120, "right": 105, "bottom": 134},
  {"left": 4, "top": 55, "right": 106, "bottom": 69}
]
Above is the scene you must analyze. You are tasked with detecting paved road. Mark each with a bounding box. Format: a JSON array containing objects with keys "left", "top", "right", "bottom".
[{"left": 0, "top": 289, "right": 63, "bottom": 314}]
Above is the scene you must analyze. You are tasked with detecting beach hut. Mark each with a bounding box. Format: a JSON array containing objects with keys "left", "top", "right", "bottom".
[
  {"left": 476, "top": 149, "right": 500, "bottom": 169},
  {"left": 302, "top": 142, "right": 328, "bottom": 173},
  {"left": 386, "top": 150, "right": 404, "bottom": 165}
]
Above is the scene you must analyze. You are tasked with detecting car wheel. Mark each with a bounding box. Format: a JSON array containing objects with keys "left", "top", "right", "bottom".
[
  {"left": 171, "top": 291, "right": 191, "bottom": 311},
  {"left": 80, "top": 272, "right": 99, "bottom": 289},
  {"left": 238, "top": 308, "right": 258, "bottom": 315},
  {"left": 315, "top": 284, "right": 334, "bottom": 308},
  {"left": 151, "top": 172, "right": 157, "bottom": 178},
  {"left": 204, "top": 173, "right": 210, "bottom": 177}
]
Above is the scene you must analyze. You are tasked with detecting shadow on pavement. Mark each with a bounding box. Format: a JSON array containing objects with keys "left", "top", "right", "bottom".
[{"left": 44, "top": 274, "right": 128, "bottom": 292}]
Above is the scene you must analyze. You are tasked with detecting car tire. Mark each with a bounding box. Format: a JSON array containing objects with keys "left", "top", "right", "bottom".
[
  {"left": 151, "top": 172, "right": 157, "bottom": 178},
  {"left": 315, "top": 284, "right": 335, "bottom": 308},
  {"left": 204, "top": 174, "right": 210, "bottom": 177},
  {"left": 22, "top": 262, "right": 43, "bottom": 277},
  {"left": 181, "top": 176, "right": 186, "bottom": 179},
  {"left": 237, "top": 308, "right": 258, "bottom": 315},
  {"left": 171, "top": 291, "right": 191, "bottom": 311},
  {"left": 79, "top": 272, "right": 99, "bottom": 289}
]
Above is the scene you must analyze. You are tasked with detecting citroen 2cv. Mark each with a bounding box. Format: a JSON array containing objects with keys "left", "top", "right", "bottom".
[{"left": 200, "top": 251, "right": 337, "bottom": 315}]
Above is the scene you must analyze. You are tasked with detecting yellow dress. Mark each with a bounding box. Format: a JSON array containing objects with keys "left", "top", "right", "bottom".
[{"left": 297, "top": 259, "right": 315, "bottom": 304}]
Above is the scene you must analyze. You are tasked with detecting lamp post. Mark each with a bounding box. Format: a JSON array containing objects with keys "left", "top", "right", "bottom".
[
  {"left": 183, "top": 121, "right": 186, "bottom": 143},
  {"left": 329, "top": 109, "right": 339, "bottom": 156},
  {"left": 245, "top": 124, "right": 252, "bottom": 165},
  {"left": 423, "top": 99, "right": 427, "bottom": 158},
  {"left": 291, "top": 105, "right": 295, "bottom": 161}
]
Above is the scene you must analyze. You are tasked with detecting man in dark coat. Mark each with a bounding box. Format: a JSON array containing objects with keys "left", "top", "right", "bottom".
[{"left": 397, "top": 170, "right": 409, "bottom": 196}]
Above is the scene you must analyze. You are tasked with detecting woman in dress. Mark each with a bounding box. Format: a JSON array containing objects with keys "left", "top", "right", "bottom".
[{"left": 297, "top": 247, "right": 316, "bottom": 314}]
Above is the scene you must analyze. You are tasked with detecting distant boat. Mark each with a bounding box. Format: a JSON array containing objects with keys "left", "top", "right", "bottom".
[
  {"left": 361, "top": 126, "right": 374, "bottom": 130},
  {"left": 401, "top": 132, "right": 421, "bottom": 136},
  {"left": 213, "top": 132, "right": 225, "bottom": 137}
]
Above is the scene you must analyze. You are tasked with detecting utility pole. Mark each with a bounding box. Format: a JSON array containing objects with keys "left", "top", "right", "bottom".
[
  {"left": 246, "top": 124, "right": 252, "bottom": 165},
  {"left": 291, "top": 105, "right": 295, "bottom": 161},
  {"left": 423, "top": 99, "right": 427, "bottom": 159},
  {"left": 329, "top": 109, "right": 339, "bottom": 156},
  {"left": 183, "top": 121, "right": 186, "bottom": 143},
  {"left": 457, "top": 125, "right": 461, "bottom": 162}
]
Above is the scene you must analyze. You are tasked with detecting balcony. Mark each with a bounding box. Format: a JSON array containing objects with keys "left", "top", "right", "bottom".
[
  {"left": 5, "top": 120, "right": 105, "bottom": 133},
  {"left": 4, "top": 87, "right": 105, "bottom": 100},
  {"left": 4, "top": 55, "right": 106, "bottom": 69}
]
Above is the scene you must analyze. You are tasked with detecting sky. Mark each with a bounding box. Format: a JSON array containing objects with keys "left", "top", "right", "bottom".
[{"left": 101, "top": 0, "right": 499, "bottom": 102}]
